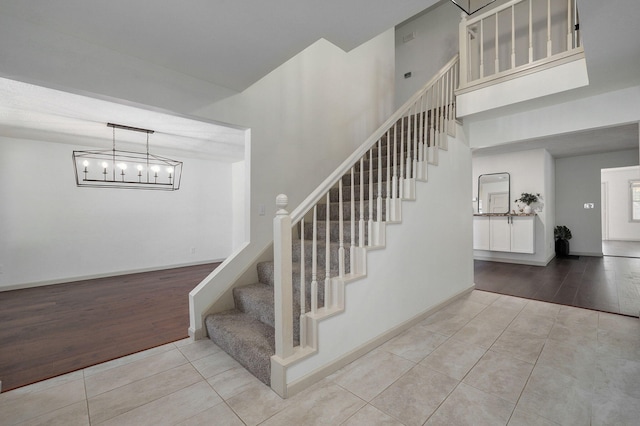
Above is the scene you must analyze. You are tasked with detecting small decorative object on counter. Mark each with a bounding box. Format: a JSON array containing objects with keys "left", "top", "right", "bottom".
[{"left": 515, "top": 192, "right": 540, "bottom": 214}]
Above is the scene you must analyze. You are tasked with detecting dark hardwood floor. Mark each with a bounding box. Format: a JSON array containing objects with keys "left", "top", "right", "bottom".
[
  {"left": 474, "top": 256, "right": 640, "bottom": 317},
  {"left": 0, "top": 262, "right": 220, "bottom": 393}
]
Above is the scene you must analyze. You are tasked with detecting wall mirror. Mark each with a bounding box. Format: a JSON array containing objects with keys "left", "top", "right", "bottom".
[{"left": 478, "top": 172, "right": 510, "bottom": 214}]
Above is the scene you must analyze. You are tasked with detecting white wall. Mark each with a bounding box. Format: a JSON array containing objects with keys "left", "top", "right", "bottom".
[
  {"left": 601, "top": 166, "right": 640, "bottom": 241},
  {"left": 472, "top": 149, "right": 555, "bottom": 265},
  {"left": 287, "top": 133, "right": 473, "bottom": 385},
  {"left": 395, "top": 1, "right": 460, "bottom": 107},
  {"left": 0, "top": 136, "right": 234, "bottom": 290},
  {"left": 555, "top": 149, "right": 639, "bottom": 256},
  {"left": 189, "top": 31, "right": 397, "bottom": 336}
]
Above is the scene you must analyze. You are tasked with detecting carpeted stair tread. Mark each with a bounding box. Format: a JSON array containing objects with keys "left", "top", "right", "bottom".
[
  {"left": 233, "top": 282, "right": 306, "bottom": 341},
  {"left": 205, "top": 310, "right": 275, "bottom": 385}
]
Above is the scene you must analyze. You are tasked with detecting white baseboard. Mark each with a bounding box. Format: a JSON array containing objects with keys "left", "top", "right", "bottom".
[
  {"left": 570, "top": 252, "right": 603, "bottom": 257},
  {"left": 473, "top": 255, "right": 550, "bottom": 266},
  {"left": 283, "top": 284, "right": 475, "bottom": 398}
]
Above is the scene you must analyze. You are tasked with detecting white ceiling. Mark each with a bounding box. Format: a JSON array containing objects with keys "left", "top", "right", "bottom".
[{"left": 0, "top": 0, "right": 439, "bottom": 93}]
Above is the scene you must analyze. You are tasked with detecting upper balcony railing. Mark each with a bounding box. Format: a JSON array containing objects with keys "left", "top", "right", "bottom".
[{"left": 458, "top": 0, "right": 582, "bottom": 91}]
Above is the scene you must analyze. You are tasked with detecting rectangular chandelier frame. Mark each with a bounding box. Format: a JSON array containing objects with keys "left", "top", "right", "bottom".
[{"left": 72, "top": 123, "right": 183, "bottom": 191}]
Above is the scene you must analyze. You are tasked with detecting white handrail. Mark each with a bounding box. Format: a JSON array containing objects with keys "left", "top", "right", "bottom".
[{"left": 288, "top": 55, "right": 460, "bottom": 224}]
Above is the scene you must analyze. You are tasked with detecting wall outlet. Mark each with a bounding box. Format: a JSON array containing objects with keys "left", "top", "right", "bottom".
[
  {"left": 584, "top": 203, "right": 595, "bottom": 209},
  {"left": 190, "top": 247, "right": 196, "bottom": 254}
]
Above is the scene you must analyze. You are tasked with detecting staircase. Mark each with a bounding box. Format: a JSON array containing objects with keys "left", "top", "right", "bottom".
[{"left": 205, "top": 56, "right": 459, "bottom": 390}]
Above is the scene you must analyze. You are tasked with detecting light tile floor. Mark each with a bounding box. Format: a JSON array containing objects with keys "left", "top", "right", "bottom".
[{"left": 2, "top": 290, "right": 639, "bottom": 425}]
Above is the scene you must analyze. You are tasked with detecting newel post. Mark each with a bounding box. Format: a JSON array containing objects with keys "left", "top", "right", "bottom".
[
  {"left": 273, "top": 194, "right": 294, "bottom": 359},
  {"left": 458, "top": 12, "right": 468, "bottom": 88}
]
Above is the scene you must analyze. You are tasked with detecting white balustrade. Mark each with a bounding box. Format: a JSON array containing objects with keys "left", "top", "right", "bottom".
[
  {"left": 272, "top": 56, "right": 459, "bottom": 364},
  {"left": 459, "top": 0, "right": 581, "bottom": 90}
]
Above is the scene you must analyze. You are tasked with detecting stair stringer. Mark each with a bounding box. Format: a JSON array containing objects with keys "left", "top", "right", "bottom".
[{"left": 271, "top": 131, "right": 474, "bottom": 398}]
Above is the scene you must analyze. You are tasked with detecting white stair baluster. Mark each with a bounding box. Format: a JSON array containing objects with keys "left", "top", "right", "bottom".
[
  {"left": 299, "top": 218, "right": 306, "bottom": 347},
  {"left": 399, "top": 116, "right": 405, "bottom": 198},
  {"left": 424, "top": 88, "right": 431, "bottom": 164},
  {"left": 444, "top": 71, "right": 450, "bottom": 141},
  {"left": 385, "top": 130, "right": 391, "bottom": 221},
  {"left": 438, "top": 76, "right": 446, "bottom": 148},
  {"left": 480, "top": 19, "right": 485, "bottom": 78},
  {"left": 412, "top": 102, "right": 418, "bottom": 179},
  {"left": 459, "top": 13, "right": 469, "bottom": 87},
  {"left": 325, "top": 193, "right": 331, "bottom": 308},
  {"left": 405, "top": 110, "right": 412, "bottom": 181},
  {"left": 368, "top": 149, "right": 373, "bottom": 246},
  {"left": 494, "top": 12, "right": 499, "bottom": 74},
  {"left": 453, "top": 61, "right": 458, "bottom": 124},
  {"left": 528, "top": 0, "right": 533, "bottom": 63},
  {"left": 392, "top": 122, "right": 398, "bottom": 201},
  {"left": 350, "top": 167, "right": 355, "bottom": 274},
  {"left": 359, "top": 158, "right": 364, "bottom": 248},
  {"left": 566, "top": 0, "right": 573, "bottom": 49},
  {"left": 430, "top": 85, "right": 437, "bottom": 164},
  {"left": 435, "top": 79, "right": 441, "bottom": 148},
  {"left": 338, "top": 180, "right": 345, "bottom": 278},
  {"left": 417, "top": 95, "right": 424, "bottom": 170},
  {"left": 311, "top": 205, "right": 318, "bottom": 314},
  {"left": 511, "top": 5, "right": 516, "bottom": 70},
  {"left": 547, "top": 0, "right": 552, "bottom": 57},
  {"left": 377, "top": 140, "right": 382, "bottom": 223}
]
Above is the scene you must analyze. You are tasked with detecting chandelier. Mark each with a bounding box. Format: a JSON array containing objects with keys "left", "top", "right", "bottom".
[
  {"left": 72, "top": 123, "right": 182, "bottom": 190},
  {"left": 450, "top": 0, "right": 496, "bottom": 15}
]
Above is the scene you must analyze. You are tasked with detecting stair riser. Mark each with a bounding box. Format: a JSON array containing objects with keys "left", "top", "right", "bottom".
[
  {"left": 303, "top": 221, "right": 369, "bottom": 244},
  {"left": 257, "top": 262, "right": 329, "bottom": 306},
  {"left": 233, "top": 285, "right": 307, "bottom": 342},
  {"left": 291, "top": 240, "right": 352, "bottom": 274},
  {"left": 315, "top": 200, "right": 387, "bottom": 221}
]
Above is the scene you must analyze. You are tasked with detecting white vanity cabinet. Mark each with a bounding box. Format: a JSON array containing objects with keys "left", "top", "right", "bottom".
[{"left": 473, "top": 215, "right": 535, "bottom": 254}]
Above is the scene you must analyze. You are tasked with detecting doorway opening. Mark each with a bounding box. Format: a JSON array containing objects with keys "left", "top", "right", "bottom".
[{"left": 601, "top": 165, "right": 640, "bottom": 258}]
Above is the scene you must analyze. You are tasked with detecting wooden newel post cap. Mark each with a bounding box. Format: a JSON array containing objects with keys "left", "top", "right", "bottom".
[{"left": 276, "top": 194, "right": 288, "bottom": 215}]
